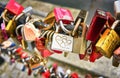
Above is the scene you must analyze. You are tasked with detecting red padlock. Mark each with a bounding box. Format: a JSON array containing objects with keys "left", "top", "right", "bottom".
[
  {"left": 54, "top": 7, "right": 74, "bottom": 34},
  {"left": 86, "top": 9, "right": 107, "bottom": 42},
  {"left": 5, "top": 0, "right": 24, "bottom": 15},
  {"left": 54, "top": 7, "right": 73, "bottom": 24}
]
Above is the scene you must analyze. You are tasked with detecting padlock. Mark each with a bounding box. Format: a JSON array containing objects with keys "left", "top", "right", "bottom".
[
  {"left": 54, "top": 7, "right": 74, "bottom": 34},
  {"left": 106, "top": 12, "right": 115, "bottom": 27},
  {"left": 114, "top": 0, "right": 120, "bottom": 20},
  {"left": 72, "top": 9, "right": 88, "bottom": 36},
  {"left": 1, "top": 0, "right": 24, "bottom": 22},
  {"left": 5, "top": 16, "right": 16, "bottom": 37},
  {"left": 95, "top": 22, "right": 120, "bottom": 58},
  {"left": 85, "top": 9, "right": 107, "bottom": 55},
  {"left": 1, "top": 20, "right": 8, "bottom": 40},
  {"left": 112, "top": 47, "right": 120, "bottom": 67},
  {"left": 86, "top": 9, "right": 107, "bottom": 42},
  {"left": 51, "top": 33, "right": 73, "bottom": 52},
  {"left": 28, "top": 53, "right": 46, "bottom": 71},
  {"left": 5, "top": 0, "right": 24, "bottom": 15},
  {"left": 72, "top": 10, "right": 88, "bottom": 54},
  {"left": 23, "top": 22, "right": 40, "bottom": 41},
  {"left": 72, "top": 23, "right": 87, "bottom": 54}
]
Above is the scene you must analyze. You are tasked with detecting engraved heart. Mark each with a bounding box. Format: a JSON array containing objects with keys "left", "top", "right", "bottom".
[{"left": 55, "top": 34, "right": 72, "bottom": 48}]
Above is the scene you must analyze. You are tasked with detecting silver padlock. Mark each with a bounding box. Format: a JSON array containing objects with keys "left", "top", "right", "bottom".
[{"left": 51, "top": 33, "right": 73, "bottom": 52}]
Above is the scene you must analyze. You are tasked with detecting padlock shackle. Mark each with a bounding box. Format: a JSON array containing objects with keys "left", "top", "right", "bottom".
[
  {"left": 111, "top": 20, "right": 120, "bottom": 29},
  {"left": 15, "top": 24, "right": 24, "bottom": 36},
  {"left": 72, "top": 18, "right": 82, "bottom": 36},
  {"left": 80, "top": 23, "right": 88, "bottom": 37},
  {"left": 60, "top": 21, "right": 71, "bottom": 34},
  {"left": 1, "top": 9, "right": 9, "bottom": 22}
]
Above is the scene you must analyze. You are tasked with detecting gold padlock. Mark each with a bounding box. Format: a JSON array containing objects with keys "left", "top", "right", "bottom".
[
  {"left": 72, "top": 10, "right": 88, "bottom": 55},
  {"left": 6, "top": 16, "right": 16, "bottom": 37},
  {"left": 96, "top": 29, "right": 120, "bottom": 58},
  {"left": 28, "top": 53, "right": 47, "bottom": 70},
  {"left": 72, "top": 23, "right": 87, "bottom": 54}
]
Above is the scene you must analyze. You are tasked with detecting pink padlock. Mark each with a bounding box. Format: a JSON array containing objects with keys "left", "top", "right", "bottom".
[
  {"left": 5, "top": 0, "right": 24, "bottom": 15},
  {"left": 54, "top": 7, "right": 74, "bottom": 34},
  {"left": 54, "top": 7, "right": 73, "bottom": 24}
]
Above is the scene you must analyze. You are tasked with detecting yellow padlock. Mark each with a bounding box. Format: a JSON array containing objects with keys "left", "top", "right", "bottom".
[
  {"left": 96, "top": 29, "right": 120, "bottom": 58},
  {"left": 6, "top": 16, "right": 16, "bottom": 37}
]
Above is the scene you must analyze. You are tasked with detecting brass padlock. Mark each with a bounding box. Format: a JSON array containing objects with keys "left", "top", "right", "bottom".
[
  {"left": 72, "top": 9, "right": 88, "bottom": 37},
  {"left": 28, "top": 53, "right": 47, "bottom": 70},
  {"left": 72, "top": 23, "right": 87, "bottom": 54},
  {"left": 96, "top": 20, "right": 120, "bottom": 58},
  {"left": 5, "top": 16, "right": 16, "bottom": 37},
  {"left": 96, "top": 29, "right": 120, "bottom": 58},
  {"left": 72, "top": 10, "right": 88, "bottom": 54}
]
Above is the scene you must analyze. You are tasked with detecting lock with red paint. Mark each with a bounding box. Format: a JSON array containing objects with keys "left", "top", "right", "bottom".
[
  {"left": 54, "top": 7, "right": 74, "bottom": 34},
  {"left": 2, "top": 0, "right": 24, "bottom": 22},
  {"left": 5, "top": 0, "right": 24, "bottom": 15},
  {"left": 86, "top": 9, "right": 107, "bottom": 42}
]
